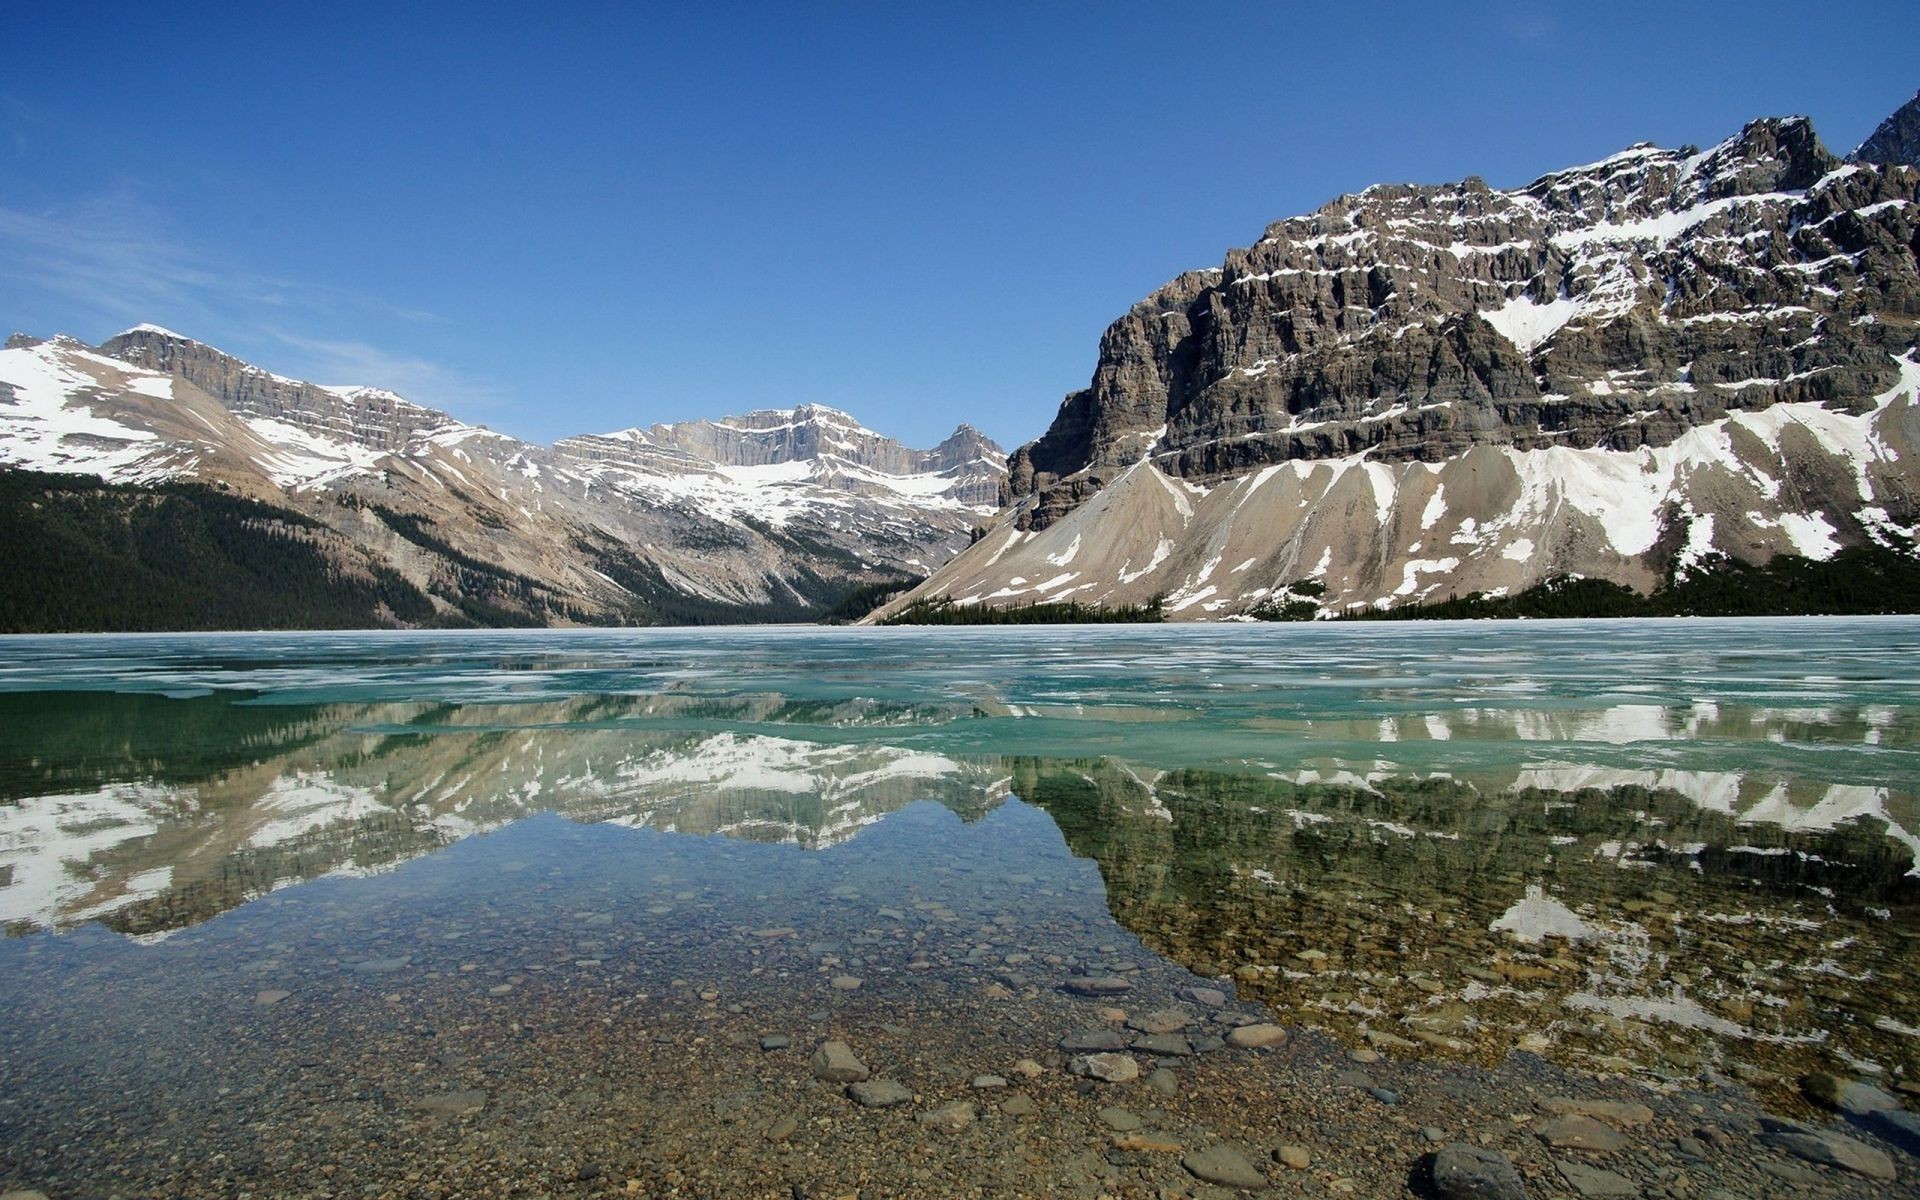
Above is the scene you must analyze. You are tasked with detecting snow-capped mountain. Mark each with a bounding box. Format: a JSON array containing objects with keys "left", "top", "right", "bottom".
[
  {"left": 881, "top": 101, "right": 1920, "bottom": 620},
  {"left": 0, "top": 326, "right": 1003, "bottom": 626}
]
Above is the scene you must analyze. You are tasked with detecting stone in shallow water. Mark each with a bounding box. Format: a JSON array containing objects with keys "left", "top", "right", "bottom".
[
  {"left": 1070, "top": 1053, "right": 1139, "bottom": 1083},
  {"left": 1130, "top": 1033, "right": 1193, "bottom": 1057},
  {"left": 254, "top": 988, "right": 291, "bottom": 1006},
  {"left": 1145, "top": 1068, "right": 1178, "bottom": 1096},
  {"left": 971, "top": 1074, "right": 1006, "bottom": 1089},
  {"left": 415, "top": 1090, "right": 487, "bottom": 1117},
  {"left": 1181, "top": 1145, "right": 1266, "bottom": 1189},
  {"left": 1432, "top": 1144, "right": 1529, "bottom": 1200},
  {"left": 1801, "top": 1072, "right": 1900, "bottom": 1115},
  {"left": 1535, "top": 1114, "right": 1628, "bottom": 1152},
  {"left": 830, "top": 974, "right": 862, "bottom": 991},
  {"left": 1225, "top": 1023, "right": 1288, "bottom": 1049},
  {"left": 1764, "top": 1130, "right": 1898, "bottom": 1181},
  {"left": 1178, "top": 984, "right": 1229, "bottom": 1007},
  {"left": 1127, "top": 1008, "right": 1191, "bottom": 1035},
  {"left": 1867, "top": 1108, "right": 1920, "bottom": 1154},
  {"left": 759, "top": 1034, "right": 791, "bottom": 1052},
  {"left": 1276, "top": 1144, "right": 1310, "bottom": 1169},
  {"left": 1097, "top": 1106, "right": 1142, "bottom": 1131},
  {"left": 1059, "top": 1029, "right": 1125, "bottom": 1053},
  {"left": 809, "top": 1040, "right": 869, "bottom": 1083},
  {"left": 1539, "top": 1098, "right": 1655, "bottom": 1128},
  {"left": 1061, "top": 975, "right": 1132, "bottom": 996},
  {"left": 763, "top": 1114, "right": 799, "bottom": 1142},
  {"left": 917, "top": 1100, "right": 974, "bottom": 1133},
  {"left": 1555, "top": 1160, "right": 1636, "bottom": 1197},
  {"left": 350, "top": 956, "right": 410, "bottom": 975},
  {"left": 847, "top": 1079, "right": 913, "bottom": 1108}
]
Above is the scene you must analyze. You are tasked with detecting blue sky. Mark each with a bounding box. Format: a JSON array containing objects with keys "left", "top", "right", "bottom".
[{"left": 2, "top": 3, "right": 1914, "bottom": 451}]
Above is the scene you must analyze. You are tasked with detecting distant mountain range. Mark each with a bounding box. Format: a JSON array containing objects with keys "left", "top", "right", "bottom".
[
  {"left": 880, "top": 91, "right": 1920, "bottom": 621},
  {"left": 0, "top": 325, "right": 1002, "bottom": 629},
  {"left": 5, "top": 90, "right": 1919, "bottom": 629}
]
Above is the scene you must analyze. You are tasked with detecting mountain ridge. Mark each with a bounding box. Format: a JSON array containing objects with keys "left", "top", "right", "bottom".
[
  {"left": 880, "top": 101, "right": 1920, "bottom": 621},
  {"left": 0, "top": 326, "right": 1004, "bottom": 629}
]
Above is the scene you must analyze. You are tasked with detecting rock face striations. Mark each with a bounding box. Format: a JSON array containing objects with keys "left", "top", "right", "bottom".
[
  {"left": 0, "top": 327, "right": 1002, "bottom": 628},
  {"left": 889, "top": 99, "right": 1920, "bottom": 620}
]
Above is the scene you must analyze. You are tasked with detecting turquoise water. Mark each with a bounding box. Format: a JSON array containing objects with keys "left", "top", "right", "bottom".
[{"left": 0, "top": 619, "right": 1916, "bottom": 1196}]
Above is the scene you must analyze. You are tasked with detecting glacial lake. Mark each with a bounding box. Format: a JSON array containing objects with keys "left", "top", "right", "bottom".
[{"left": 1, "top": 619, "right": 1916, "bottom": 1198}]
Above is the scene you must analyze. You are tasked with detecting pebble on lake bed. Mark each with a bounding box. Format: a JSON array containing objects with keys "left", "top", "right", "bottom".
[{"left": 1225, "top": 1023, "right": 1288, "bottom": 1049}]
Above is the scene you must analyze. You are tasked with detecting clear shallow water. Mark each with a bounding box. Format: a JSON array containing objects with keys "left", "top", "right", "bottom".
[{"left": 1, "top": 619, "right": 1917, "bottom": 1197}]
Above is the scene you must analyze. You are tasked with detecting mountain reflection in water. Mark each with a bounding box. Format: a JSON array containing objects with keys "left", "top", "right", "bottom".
[{"left": 1, "top": 680, "right": 1914, "bottom": 1092}]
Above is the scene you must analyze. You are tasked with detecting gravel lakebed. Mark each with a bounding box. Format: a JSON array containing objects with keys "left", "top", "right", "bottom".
[{"left": 1, "top": 806, "right": 1913, "bottom": 1199}]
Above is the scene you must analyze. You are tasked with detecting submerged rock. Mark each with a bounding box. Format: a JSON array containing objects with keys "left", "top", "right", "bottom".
[
  {"left": 1181, "top": 1144, "right": 1266, "bottom": 1189},
  {"left": 1432, "top": 1144, "right": 1530, "bottom": 1200},
  {"left": 847, "top": 1079, "right": 913, "bottom": 1109},
  {"left": 1801, "top": 1072, "right": 1901, "bottom": 1115},
  {"left": 809, "top": 1039, "right": 869, "bottom": 1083}
]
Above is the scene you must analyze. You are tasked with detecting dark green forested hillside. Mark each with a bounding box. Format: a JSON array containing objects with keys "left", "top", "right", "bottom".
[
  {"left": 1341, "top": 546, "right": 1920, "bottom": 621},
  {"left": 0, "top": 471, "right": 436, "bottom": 632}
]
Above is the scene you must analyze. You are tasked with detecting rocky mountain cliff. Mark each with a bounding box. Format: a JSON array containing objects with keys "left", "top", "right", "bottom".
[
  {"left": 884, "top": 99, "right": 1920, "bottom": 620},
  {"left": 0, "top": 327, "right": 1002, "bottom": 628},
  {"left": 1854, "top": 89, "right": 1920, "bottom": 169}
]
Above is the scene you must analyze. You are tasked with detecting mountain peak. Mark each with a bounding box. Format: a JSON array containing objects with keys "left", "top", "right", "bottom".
[
  {"left": 1852, "top": 88, "right": 1920, "bottom": 167},
  {"left": 115, "top": 323, "right": 194, "bottom": 342}
]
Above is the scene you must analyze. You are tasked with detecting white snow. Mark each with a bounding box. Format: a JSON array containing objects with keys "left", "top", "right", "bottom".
[
  {"left": 1490, "top": 885, "right": 1595, "bottom": 943},
  {"left": 1482, "top": 292, "right": 1583, "bottom": 353}
]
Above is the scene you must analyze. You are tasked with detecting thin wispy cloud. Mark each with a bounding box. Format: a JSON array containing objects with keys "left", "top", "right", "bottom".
[
  {"left": 0, "top": 189, "right": 284, "bottom": 326},
  {"left": 264, "top": 329, "right": 513, "bottom": 417},
  {"left": 0, "top": 185, "right": 500, "bottom": 414}
]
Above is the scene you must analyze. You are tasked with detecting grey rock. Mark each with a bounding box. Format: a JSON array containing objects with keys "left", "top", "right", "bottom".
[
  {"left": 763, "top": 1113, "right": 800, "bottom": 1141},
  {"left": 1130, "top": 1033, "right": 1193, "bottom": 1057},
  {"left": 809, "top": 1040, "right": 869, "bottom": 1083},
  {"left": 1538, "top": 1098, "right": 1656, "bottom": 1128},
  {"left": 1555, "top": 1160, "right": 1637, "bottom": 1197},
  {"left": 1126, "top": 1009, "right": 1192, "bottom": 1035},
  {"left": 1061, "top": 975, "right": 1132, "bottom": 996},
  {"left": 1765, "top": 1130, "right": 1898, "bottom": 1182},
  {"left": 1432, "top": 1144, "right": 1530, "bottom": 1200},
  {"left": 1097, "top": 1106, "right": 1142, "bottom": 1131},
  {"left": 1178, "top": 985, "right": 1229, "bottom": 1007},
  {"left": 1536, "top": 1114, "right": 1630, "bottom": 1153},
  {"left": 1069, "top": 1052, "right": 1140, "bottom": 1083},
  {"left": 1801, "top": 1071, "right": 1901, "bottom": 1115},
  {"left": 1145, "top": 1068, "right": 1178, "bottom": 1096},
  {"left": 846, "top": 1079, "right": 913, "bottom": 1109},
  {"left": 1059, "top": 1029, "right": 1126, "bottom": 1053},
  {"left": 1181, "top": 1144, "right": 1267, "bottom": 1189},
  {"left": 1224, "top": 1023, "right": 1288, "bottom": 1049},
  {"left": 759, "top": 1035, "right": 791, "bottom": 1052},
  {"left": 1867, "top": 1107, "right": 1920, "bottom": 1153},
  {"left": 349, "top": 956, "right": 410, "bottom": 975},
  {"left": 916, "top": 1100, "right": 975, "bottom": 1133}
]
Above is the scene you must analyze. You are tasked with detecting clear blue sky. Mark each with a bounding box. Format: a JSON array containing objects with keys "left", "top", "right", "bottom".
[{"left": 3, "top": 2, "right": 1914, "bottom": 451}]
